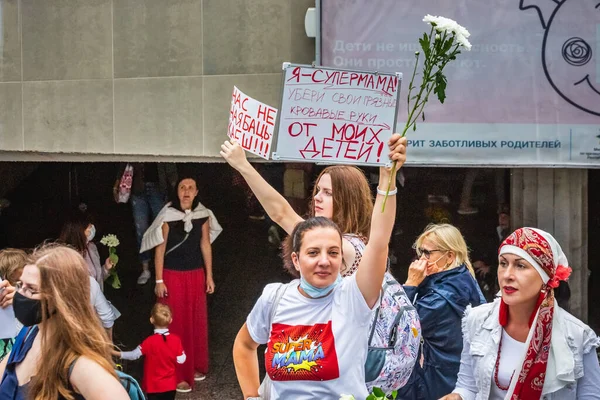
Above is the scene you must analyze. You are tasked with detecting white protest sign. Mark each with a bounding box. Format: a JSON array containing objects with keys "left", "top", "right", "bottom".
[
  {"left": 228, "top": 86, "right": 278, "bottom": 160},
  {"left": 273, "top": 63, "right": 401, "bottom": 166}
]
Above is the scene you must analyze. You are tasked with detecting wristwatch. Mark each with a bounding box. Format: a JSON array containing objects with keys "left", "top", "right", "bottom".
[{"left": 246, "top": 397, "right": 261, "bottom": 400}]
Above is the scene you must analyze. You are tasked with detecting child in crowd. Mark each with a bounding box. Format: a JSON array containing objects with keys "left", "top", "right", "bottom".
[
  {"left": 0, "top": 248, "right": 27, "bottom": 362},
  {"left": 0, "top": 248, "right": 27, "bottom": 285},
  {"left": 120, "top": 303, "right": 186, "bottom": 400}
]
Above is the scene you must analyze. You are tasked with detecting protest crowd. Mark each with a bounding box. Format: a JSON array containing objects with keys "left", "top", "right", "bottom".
[{"left": 0, "top": 132, "right": 597, "bottom": 400}]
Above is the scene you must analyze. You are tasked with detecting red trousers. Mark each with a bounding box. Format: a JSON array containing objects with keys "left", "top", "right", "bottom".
[{"left": 159, "top": 268, "right": 208, "bottom": 386}]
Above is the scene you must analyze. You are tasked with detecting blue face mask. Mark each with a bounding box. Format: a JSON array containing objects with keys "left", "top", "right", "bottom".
[{"left": 299, "top": 273, "right": 342, "bottom": 298}]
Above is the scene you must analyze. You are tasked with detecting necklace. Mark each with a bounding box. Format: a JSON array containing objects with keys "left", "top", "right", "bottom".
[{"left": 494, "top": 333, "right": 515, "bottom": 391}]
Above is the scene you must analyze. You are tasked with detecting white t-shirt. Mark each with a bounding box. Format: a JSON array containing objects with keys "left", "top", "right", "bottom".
[
  {"left": 489, "top": 329, "right": 526, "bottom": 400},
  {"left": 247, "top": 275, "right": 375, "bottom": 400}
]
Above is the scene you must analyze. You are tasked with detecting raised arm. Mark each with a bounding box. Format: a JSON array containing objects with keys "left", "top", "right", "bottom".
[
  {"left": 356, "top": 135, "right": 406, "bottom": 308},
  {"left": 220, "top": 140, "right": 303, "bottom": 234}
]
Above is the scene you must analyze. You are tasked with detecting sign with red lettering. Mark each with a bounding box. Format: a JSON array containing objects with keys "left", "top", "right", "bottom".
[
  {"left": 228, "top": 86, "right": 278, "bottom": 160},
  {"left": 273, "top": 63, "right": 401, "bottom": 166}
]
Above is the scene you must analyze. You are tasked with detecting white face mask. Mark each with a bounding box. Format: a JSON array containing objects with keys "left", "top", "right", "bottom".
[{"left": 87, "top": 225, "right": 96, "bottom": 242}]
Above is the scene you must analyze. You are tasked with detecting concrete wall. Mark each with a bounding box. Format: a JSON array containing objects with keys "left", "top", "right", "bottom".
[{"left": 0, "top": 0, "right": 315, "bottom": 161}]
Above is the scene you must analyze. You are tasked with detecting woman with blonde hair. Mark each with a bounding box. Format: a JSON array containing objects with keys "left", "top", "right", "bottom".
[
  {"left": 0, "top": 244, "right": 129, "bottom": 400},
  {"left": 220, "top": 138, "right": 405, "bottom": 276},
  {"left": 397, "top": 223, "right": 485, "bottom": 400}
]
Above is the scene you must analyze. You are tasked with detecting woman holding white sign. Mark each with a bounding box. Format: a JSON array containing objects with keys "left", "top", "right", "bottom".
[
  {"left": 220, "top": 135, "right": 407, "bottom": 274},
  {"left": 232, "top": 139, "right": 403, "bottom": 399}
]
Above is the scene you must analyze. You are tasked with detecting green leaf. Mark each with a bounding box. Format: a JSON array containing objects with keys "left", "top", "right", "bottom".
[
  {"left": 413, "top": 123, "right": 417, "bottom": 131},
  {"left": 366, "top": 395, "right": 377, "bottom": 400},
  {"left": 433, "top": 72, "right": 448, "bottom": 104},
  {"left": 390, "top": 391, "right": 398, "bottom": 400},
  {"left": 372, "top": 388, "right": 385, "bottom": 397},
  {"left": 443, "top": 37, "right": 454, "bottom": 53},
  {"left": 419, "top": 33, "right": 430, "bottom": 58}
]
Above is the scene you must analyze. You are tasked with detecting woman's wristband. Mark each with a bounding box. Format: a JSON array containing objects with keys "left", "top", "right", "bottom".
[
  {"left": 376, "top": 187, "right": 398, "bottom": 196},
  {"left": 155, "top": 279, "right": 164, "bottom": 284}
]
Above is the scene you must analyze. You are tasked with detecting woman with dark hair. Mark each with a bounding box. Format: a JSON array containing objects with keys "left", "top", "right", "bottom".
[
  {"left": 220, "top": 137, "right": 406, "bottom": 277},
  {"left": 140, "top": 176, "right": 222, "bottom": 393},
  {"left": 233, "top": 150, "right": 401, "bottom": 399},
  {"left": 58, "top": 211, "right": 120, "bottom": 338},
  {"left": 59, "top": 211, "right": 113, "bottom": 291}
]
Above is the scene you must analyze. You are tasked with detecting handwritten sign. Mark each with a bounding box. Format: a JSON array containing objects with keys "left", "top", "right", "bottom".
[
  {"left": 273, "top": 63, "right": 401, "bottom": 166},
  {"left": 228, "top": 86, "right": 278, "bottom": 160}
]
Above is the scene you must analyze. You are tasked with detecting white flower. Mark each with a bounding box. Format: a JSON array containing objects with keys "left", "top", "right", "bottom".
[
  {"left": 435, "top": 34, "right": 440, "bottom": 40},
  {"left": 100, "top": 234, "right": 120, "bottom": 248},
  {"left": 423, "top": 14, "right": 472, "bottom": 51},
  {"left": 339, "top": 395, "right": 356, "bottom": 400}
]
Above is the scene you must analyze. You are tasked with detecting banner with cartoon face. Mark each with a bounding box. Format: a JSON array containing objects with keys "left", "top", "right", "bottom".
[{"left": 319, "top": 0, "right": 600, "bottom": 166}]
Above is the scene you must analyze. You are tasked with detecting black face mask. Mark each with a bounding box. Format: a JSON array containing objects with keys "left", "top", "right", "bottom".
[{"left": 13, "top": 291, "right": 45, "bottom": 326}]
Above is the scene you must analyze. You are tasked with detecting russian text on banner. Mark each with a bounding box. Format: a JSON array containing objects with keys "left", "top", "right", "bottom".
[
  {"left": 273, "top": 63, "right": 402, "bottom": 166},
  {"left": 228, "top": 86, "right": 278, "bottom": 160}
]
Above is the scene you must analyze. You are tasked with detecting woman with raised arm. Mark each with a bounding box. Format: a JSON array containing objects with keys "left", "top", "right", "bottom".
[
  {"left": 440, "top": 228, "right": 600, "bottom": 400},
  {"left": 220, "top": 136, "right": 407, "bottom": 276},
  {"left": 232, "top": 139, "right": 404, "bottom": 400}
]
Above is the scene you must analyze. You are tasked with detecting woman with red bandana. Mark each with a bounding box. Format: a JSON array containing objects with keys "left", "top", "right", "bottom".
[{"left": 441, "top": 227, "right": 600, "bottom": 400}]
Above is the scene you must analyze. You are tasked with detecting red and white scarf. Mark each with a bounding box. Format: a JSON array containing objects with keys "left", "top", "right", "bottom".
[{"left": 498, "top": 227, "right": 572, "bottom": 399}]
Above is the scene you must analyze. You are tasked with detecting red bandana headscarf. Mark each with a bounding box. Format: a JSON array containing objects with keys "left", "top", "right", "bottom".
[{"left": 498, "top": 227, "right": 572, "bottom": 400}]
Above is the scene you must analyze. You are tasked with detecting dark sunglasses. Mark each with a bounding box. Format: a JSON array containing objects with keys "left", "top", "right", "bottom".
[{"left": 416, "top": 248, "right": 445, "bottom": 260}]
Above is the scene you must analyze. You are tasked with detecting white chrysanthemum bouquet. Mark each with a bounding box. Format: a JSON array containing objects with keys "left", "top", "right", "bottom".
[
  {"left": 100, "top": 234, "right": 121, "bottom": 289},
  {"left": 383, "top": 14, "right": 472, "bottom": 210}
]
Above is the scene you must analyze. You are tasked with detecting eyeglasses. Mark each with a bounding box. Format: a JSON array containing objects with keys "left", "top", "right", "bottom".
[
  {"left": 16, "top": 281, "right": 41, "bottom": 297},
  {"left": 416, "top": 248, "right": 445, "bottom": 260}
]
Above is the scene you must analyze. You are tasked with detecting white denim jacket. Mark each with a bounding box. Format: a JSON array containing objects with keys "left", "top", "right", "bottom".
[{"left": 453, "top": 299, "right": 600, "bottom": 400}]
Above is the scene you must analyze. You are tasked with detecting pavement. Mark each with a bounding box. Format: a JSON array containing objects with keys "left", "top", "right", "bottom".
[
  {"left": 107, "top": 221, "right": 286, "bottom": 400},
  {"left": 2, "top": 162, "right": 597, "bottom": 399}
]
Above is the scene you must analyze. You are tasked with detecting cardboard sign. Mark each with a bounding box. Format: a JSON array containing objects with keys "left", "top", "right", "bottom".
[
  {"left": 228, "top": 86, "right": 278, "bottom": 160},
  {"left": 273, "top": 63, "right": 401, "bottom": 166}
]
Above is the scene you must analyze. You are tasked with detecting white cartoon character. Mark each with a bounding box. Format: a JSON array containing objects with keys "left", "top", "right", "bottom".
[{"left": 520, "top": 0, "right": 600, "bottom": 116}]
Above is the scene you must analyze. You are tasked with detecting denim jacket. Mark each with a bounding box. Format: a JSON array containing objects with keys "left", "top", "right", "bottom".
[
  {"left": 398, "top": 265, "right": 486, "bottom": 400},
  {"left": 453, "top": 300, "right": 600, "bottom": 400}
]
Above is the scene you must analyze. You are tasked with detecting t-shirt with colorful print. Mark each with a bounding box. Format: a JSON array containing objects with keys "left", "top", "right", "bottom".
[{"left": 246, "top": 274, "right": 375, "bottom": 400}]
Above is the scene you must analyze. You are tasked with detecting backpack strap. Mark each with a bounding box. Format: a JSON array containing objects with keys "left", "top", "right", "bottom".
[
  {"left": 67, "top": 357, "right": 80, "bottom": 380},
  {"left": 268, "top": 282, "right": 289, "bottom": 328},
  {"left": 261, "top": 282, "right": 291, "bottom": 400}
]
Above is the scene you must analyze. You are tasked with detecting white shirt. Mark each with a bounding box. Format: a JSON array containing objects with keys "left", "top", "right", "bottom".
[
  {"left": 489, "top": 330, "right": 526, "bottom": 400},
  {"left": 89, "top": 277, "right": 120, "bottom": 328},
  {"left": 247, "top": 275, "right": 375, "bottom": 400},
  {"left": 453, "top": 300, "right": 600, "bottom": 400}
]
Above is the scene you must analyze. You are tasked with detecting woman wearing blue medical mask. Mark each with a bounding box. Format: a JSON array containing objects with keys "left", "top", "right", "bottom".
[{"left": 59, "top": 211, "right": 114, "bottom": 291}]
